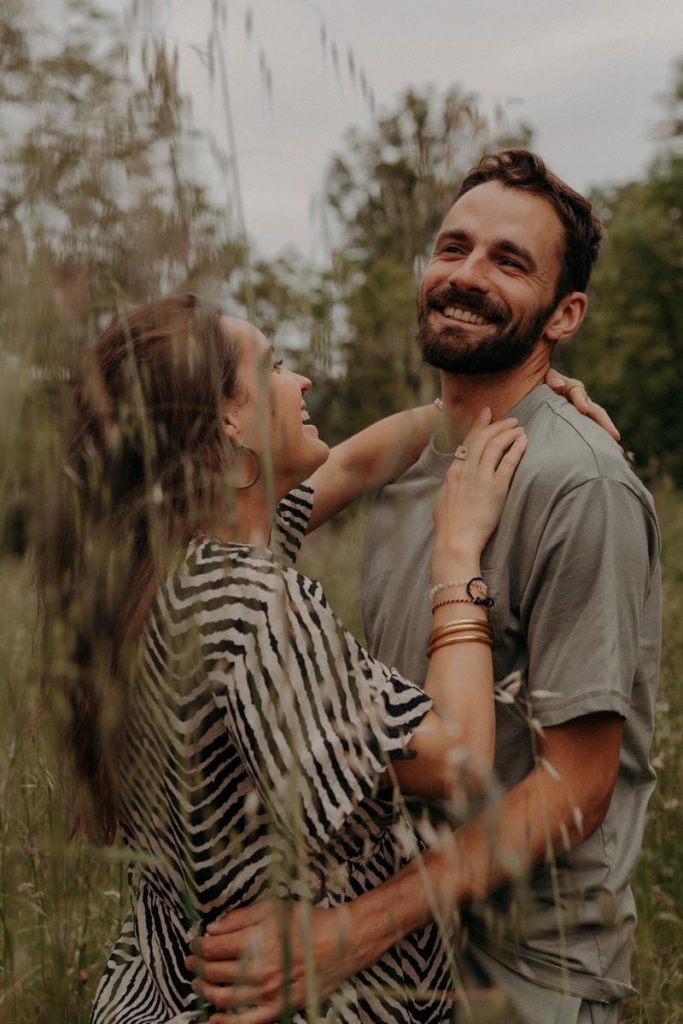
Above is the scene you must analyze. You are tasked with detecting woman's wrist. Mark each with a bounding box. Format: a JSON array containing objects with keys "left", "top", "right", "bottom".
[{"left": 431, "top": 555, "right": 482, "bottom": 585}]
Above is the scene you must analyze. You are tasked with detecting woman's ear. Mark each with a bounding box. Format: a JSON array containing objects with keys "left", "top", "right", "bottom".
[{"left": 220, "top": 397, "right": 242, "bottom": 445}]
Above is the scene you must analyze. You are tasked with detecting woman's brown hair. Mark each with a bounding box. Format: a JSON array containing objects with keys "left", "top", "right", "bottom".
[{"left": 37, "top": 292, "right": 242, "bottom": 843}]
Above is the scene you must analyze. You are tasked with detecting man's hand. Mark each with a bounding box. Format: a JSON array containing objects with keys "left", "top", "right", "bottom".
[
  {"left": 186, "top": 898, "right": 356, "bottom": 1024},
  {"left": 544, "top": 369, "right": 620, "bottom": 441}
]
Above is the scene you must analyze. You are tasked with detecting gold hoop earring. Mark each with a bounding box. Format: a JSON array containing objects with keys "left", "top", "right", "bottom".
[{"left": 234, "top": 444, "right": 260, "bottom": 490}]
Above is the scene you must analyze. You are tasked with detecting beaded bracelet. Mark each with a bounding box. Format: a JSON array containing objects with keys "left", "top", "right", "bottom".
[
  {"left": 430, "top": 576, "right": 494, "bottom": 608},
  {"left": 429, "top": 578, "right": 471, "bottom": 599}
]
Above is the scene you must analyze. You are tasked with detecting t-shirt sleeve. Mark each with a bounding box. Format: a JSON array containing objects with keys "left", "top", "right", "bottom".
[
  {"left": 521, "top": 477, "right": 659, "bottom": 726},
  {"left": 206, "top": 563, "right": 432, "bottom": 850},
  {"left": 272, "top": 482, "right": 314, "bottom": 566}
]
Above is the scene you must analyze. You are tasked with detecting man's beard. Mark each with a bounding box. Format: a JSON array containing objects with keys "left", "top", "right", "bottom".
[{"left": 417, "top": 287, "right": 556, "bottom": 376}]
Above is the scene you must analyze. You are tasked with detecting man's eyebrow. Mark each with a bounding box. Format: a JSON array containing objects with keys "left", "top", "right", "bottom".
[
  {"left": 494, "top": 239, "right": 537, "bottom": 271},
  {"left": 434, "top": 228, "right": 470, "bottom": 248},
  {"left": 434, "top": 229, "right": 538, "bottom": 271}
]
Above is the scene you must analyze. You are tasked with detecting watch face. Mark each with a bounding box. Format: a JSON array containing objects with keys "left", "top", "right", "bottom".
[{"left": 468, "top": 578, "right": 488, "bottom": 599}]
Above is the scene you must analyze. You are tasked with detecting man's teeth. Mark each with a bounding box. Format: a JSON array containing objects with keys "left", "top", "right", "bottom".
[{"left": 443, "top": 306, "right": 487, "bottom": 326}]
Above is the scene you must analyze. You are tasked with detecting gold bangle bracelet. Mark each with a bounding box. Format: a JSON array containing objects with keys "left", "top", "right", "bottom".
[
  {"left": 428, "top": 621, "right": 492, "bottom": 643},
  {"left": 429, "top": 629, "right": 492, "bottom": 645},
  {"left": 427, "top": 632, "right": 492, "bottom": 652},
  {"left": 430, "top": 617, "right": 490, "bottom": 629},
  {"left": 428, "top": 638, "right": 493, "bottom": 657},
  {"left": 427, "top": 634, "right": 493, "bottom": 656}
]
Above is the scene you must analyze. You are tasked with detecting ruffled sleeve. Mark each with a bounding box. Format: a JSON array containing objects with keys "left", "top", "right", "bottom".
[{"left": 271, "top": 482, "right": 314, "bottom": 566}]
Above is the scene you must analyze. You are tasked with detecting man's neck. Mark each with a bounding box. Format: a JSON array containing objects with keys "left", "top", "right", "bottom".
[{"left": 440, "top": 355, "right": 549, "bottom": 449}]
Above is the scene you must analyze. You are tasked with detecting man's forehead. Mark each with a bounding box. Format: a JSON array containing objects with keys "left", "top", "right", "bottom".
[{"left": 440, "top": 180, "right": 564, "bottom": 259}]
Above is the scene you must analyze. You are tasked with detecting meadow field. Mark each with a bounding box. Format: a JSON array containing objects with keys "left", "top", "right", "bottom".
[
  {"left": 2, "top": 2, "right": 681, "bottom": 1021},
  {"left": 0, "top": 485, "right": 680, "bottom": 1024}
]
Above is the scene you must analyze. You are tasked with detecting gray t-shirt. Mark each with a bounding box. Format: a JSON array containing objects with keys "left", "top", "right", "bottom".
[{"left": 362, "top": 384, "right": 661, "bottom": 1002}]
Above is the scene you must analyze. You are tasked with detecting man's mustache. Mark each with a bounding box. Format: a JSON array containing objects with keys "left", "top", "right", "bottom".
[{"left": 425, "top": 287, "right": 510, "bottom": 326}]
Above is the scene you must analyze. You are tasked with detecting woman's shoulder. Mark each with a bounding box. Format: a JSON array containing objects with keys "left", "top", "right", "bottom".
[
  {"left": 168, "top": 535, "right": 324, "bottom": 619},
  {"left": 273, "top": 481, "right": 315, "bottom": 566},
  {"left": 177, "top": 535, "right": 280, "bottom": 598}
]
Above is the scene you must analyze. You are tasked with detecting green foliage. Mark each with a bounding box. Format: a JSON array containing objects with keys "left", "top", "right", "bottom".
[
  {"left": 0, "top": 0, "right": 247, "bottom": 554},
  {"left": 622, "top": 479, "right": 683, "bottom": 1023},
  {"left": 0, "top": 4, "right": 680, "bottom": 1018},
  {"left": 0, "top": 1, "right": 244, "bottom": 353},
  {"left": 308, "top": 87, "right": 532, "bottom": 443},
  {"left": 561, "top": 64, "right": 683, "bottom": 483}
]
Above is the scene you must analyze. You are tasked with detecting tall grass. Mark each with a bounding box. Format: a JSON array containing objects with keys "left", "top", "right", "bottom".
[
  {"left": 0, "top": 491, "right": 681, "bottom": 1022},
  {"left": 1, "top": 4, "right": 680, "bottom": 1021},
  {"left": 622, "top": 481, "right": 683, "bottom": 1024}
]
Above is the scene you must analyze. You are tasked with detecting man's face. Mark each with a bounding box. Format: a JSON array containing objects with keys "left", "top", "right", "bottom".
[{"left": 418, "top": 181, "right": 566, "bottom": 375}]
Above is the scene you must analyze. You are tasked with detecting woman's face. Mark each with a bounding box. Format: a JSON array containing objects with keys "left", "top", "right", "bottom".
[{"left": 220, "top": 316, "right": 330, "bottom": 493}]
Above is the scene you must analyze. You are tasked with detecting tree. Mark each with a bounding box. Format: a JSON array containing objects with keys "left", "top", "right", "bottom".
[
  {"left": 0, "top": 0, "right": 249, "bottom": 550},
  {"left": 561, "top": 62, "right": 683, "bottom": 483},
  {"left": 309, "top": 86, "right": 531, "bottom": 442}
]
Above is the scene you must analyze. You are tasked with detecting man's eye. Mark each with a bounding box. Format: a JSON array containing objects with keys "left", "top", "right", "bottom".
[
  {"left": 272, "top": 357, "right": 284, "bottom": 371},
  {"left": 500, "top": 258, "right": 523, "bottom": 270}
]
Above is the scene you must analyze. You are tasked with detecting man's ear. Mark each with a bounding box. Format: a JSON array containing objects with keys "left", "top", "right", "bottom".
[{"left": 543, "top": 291, "right": 588, "bottom": 344}]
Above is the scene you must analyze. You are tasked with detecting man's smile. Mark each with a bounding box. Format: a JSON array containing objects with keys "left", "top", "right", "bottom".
[
  {"left": 441, "top": 305, "right": 490, "bottom": 326},
  {"left": 425, "top": 286, "right": 509, "bottom": 330}
]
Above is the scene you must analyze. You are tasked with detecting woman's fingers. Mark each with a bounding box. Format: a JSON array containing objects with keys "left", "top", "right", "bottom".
[
  {"left": 478, "top": 426, "right": 526, "bottom": 474},
  {"left": 494, "top": 432, "right": 528, "bottom": 484},
  {"left": 461, "top": 412, "right": 520, "bottom": 465},
  {"left": 567, "top": 383, "right": 590, "bottom": 413},
  {"left": 546, "top": 370, "right": 621, "bottom": 442},
  {"left": 585, "top": 400, "right": 620, "bottom": 441}
]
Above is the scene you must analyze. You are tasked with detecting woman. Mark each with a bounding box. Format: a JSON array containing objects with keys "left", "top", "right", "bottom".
[{"left": 39, "top": 293, "right": 611, "bottom": 1023}]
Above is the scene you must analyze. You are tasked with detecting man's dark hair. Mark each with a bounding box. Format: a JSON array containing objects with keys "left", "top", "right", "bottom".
[{"left": 456, "top": 149, "right": 603, "bottom": 299}]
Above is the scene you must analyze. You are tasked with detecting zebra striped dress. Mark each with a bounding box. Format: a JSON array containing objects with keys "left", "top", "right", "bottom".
[{"left": 91, "top": 485, "right": 456, "bottom": 1023}]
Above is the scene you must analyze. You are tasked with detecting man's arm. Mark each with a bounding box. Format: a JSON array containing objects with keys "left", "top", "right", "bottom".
[{"left": 188, "top": 712, "right": 622, "bottom": 1023}]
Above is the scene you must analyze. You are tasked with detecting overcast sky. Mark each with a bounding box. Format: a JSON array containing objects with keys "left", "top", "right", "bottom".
[{"left": 148, "top": 0, "right": 682, "bottom": 260}]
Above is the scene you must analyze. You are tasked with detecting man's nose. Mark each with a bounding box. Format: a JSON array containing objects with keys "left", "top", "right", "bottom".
[{"left": 448, "top": 251, "right": 489, "bottom": 293}]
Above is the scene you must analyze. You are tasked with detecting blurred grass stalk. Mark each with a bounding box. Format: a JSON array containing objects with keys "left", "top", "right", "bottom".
[
  {"left": 1, "top": 498, "right": 682, "bottom": 1020},
  {"left": 1, "top": 2, "right": 681, "bottom": 1022}
]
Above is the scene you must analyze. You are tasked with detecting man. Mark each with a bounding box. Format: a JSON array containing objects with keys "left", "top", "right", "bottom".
[{"left": 191, "top": 151, "right": 661, "bottom": 1024}]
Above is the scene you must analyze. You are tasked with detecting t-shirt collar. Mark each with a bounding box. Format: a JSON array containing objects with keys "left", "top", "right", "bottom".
[{"left": 420, "top": 383, "right": 554, "bottom": 479}]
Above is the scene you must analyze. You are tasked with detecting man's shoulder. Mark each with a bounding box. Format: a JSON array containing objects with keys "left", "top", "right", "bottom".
[{"left": 518, "top": 387, "right": 655, "bottom": 516}]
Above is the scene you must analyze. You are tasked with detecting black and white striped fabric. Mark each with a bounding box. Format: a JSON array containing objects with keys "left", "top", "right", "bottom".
[{"left": 91, "top": 485, "right": 457, "bottom": 1023}]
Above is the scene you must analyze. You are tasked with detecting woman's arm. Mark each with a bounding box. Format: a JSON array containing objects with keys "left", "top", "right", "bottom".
[
  {"left": 391, "top": 410, "right": 526, "bottom": 801},
  {"left": 307, "top": 375, "right": 616, "bottom": 535},
  {"left": 307, "top": 403, "right": 441, "bottom": 532}
]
